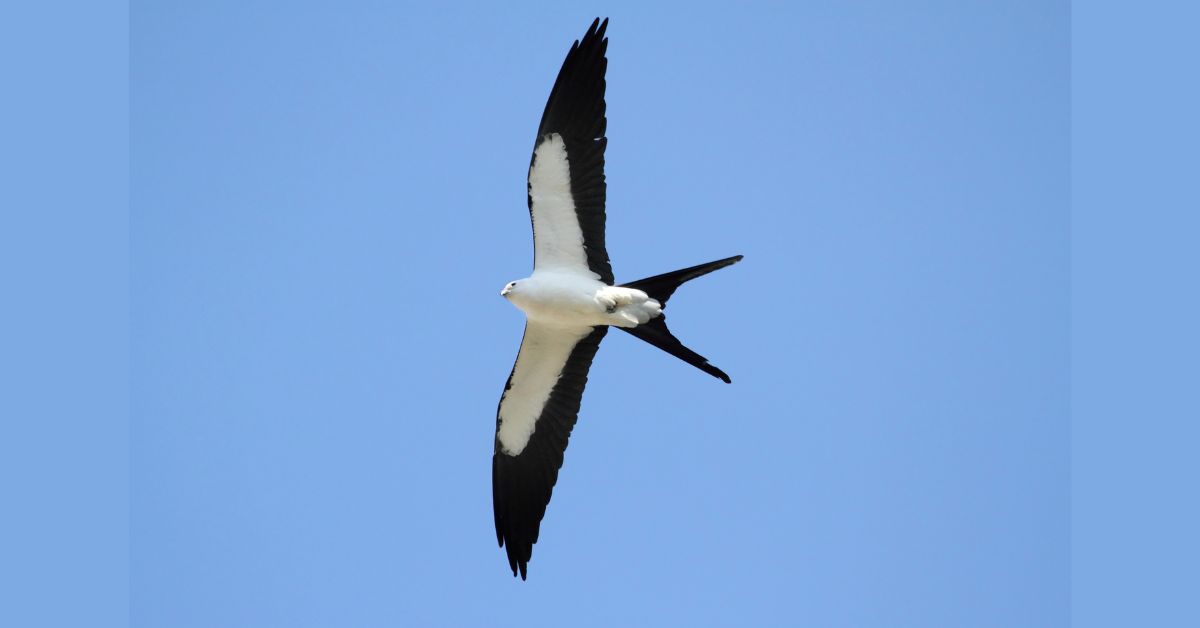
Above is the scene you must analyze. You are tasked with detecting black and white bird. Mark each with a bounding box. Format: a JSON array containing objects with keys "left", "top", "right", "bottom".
[{"left": 493, "top": 18, "right": 743, "bottom": 580}]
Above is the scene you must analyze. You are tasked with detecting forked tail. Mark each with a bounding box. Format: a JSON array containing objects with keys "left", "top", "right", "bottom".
[{"left": 617, "top": 255, "right": 743, "bottom": 383}]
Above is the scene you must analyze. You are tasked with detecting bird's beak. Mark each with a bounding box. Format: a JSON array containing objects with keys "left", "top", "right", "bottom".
[{"left": 501, "top": 287, "right": 511, "bottom": 297}]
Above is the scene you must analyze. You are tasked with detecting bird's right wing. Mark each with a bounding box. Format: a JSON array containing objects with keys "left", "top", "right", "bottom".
[
  {"left": 526, "top": 18, "right": 613, "bottom": 284},
  {"left": 493, "top": 323, "right": 608, "bottom": 579}
]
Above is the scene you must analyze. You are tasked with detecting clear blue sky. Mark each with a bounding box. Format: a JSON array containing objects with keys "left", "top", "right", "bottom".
[{"left": 130, "top": 2, "right": 1068, "bottom": 626}]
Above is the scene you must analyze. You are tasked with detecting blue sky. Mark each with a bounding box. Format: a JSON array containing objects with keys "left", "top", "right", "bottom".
[{"left": 128, "top": 2, "right": 1068, "bottom": 626}]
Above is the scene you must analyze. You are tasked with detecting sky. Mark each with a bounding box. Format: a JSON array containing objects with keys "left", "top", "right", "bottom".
[{"left": 128, "top": 2, "right": 1068, "bottom": 626}]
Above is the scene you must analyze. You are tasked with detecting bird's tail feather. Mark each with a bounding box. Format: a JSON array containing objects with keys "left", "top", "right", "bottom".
[
  {"left": 617, "top": 255, "right": 743, "bottom": 383},
  {"left": 619, "top": 255, "right": 743, "bottom": 306}
]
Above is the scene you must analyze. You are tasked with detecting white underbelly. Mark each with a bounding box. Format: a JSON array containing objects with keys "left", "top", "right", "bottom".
[
  {"left": 519, "top": 282, "right": 609, "bottom": 327},
  {"left": 510, "top": 271, "right": 662, "bottom": 329}
]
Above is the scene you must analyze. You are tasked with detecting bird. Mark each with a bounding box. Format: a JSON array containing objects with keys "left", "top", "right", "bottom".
[{"left": 493, "top": 17, "right": 743, "bottom": 580}]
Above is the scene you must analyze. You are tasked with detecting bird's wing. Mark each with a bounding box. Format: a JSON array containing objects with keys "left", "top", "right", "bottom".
[
  {"left": 527, "top": 17, "right": 613, "bottom": 284},
  {"left": 493, "top": 323, "right": 608, "bottom": 579}
]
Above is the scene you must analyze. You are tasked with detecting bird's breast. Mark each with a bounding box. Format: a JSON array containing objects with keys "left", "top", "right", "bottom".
[{"left": 511, "top": 272, "right": 610, "bottom": 327}]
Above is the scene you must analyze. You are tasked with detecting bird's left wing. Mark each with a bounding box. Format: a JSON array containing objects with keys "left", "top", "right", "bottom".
[
  {"left": 493, "top": 323, "right": 608, "bottom": 579},
  {"left": 526, "top": 18, "right": 613, "bottom": 284}
]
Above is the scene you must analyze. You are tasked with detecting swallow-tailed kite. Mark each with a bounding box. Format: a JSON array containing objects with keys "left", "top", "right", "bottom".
[{"left": 493, "top": 18, "right": 743, "bottom": 580}]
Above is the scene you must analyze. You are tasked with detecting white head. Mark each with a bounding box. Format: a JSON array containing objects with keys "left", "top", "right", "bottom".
[{"left": 500, "top": 280, "right": 520, "bottom": 299}]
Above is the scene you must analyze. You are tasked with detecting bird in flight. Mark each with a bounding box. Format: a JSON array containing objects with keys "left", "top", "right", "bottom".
[{"left": 493, "top": 17, "right": 743, "bottom": 580}]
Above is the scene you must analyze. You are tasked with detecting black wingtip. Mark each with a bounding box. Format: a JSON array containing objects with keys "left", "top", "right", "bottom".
[
  {"left": 505, "top": 549, "right": 528, "bottom": 580},
  {"left": 581, "top": 17, "right": 608, "bottom": 43},
  {"left": 503, "top": 540, "right": 531, "bottom": 581},
  {"left": 505, "top": 548, "right": 527, "bottom": 580}
]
